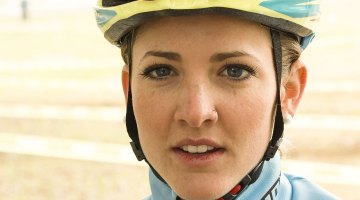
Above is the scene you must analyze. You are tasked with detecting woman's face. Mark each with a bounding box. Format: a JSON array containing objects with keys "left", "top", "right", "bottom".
[{"left": 128, "top": 15, "right": 276, "bottom": 200}]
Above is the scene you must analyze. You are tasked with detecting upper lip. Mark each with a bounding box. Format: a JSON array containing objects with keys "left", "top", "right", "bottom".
[{"left": 174, "top": 138, "right": 222, "bottom": 148}]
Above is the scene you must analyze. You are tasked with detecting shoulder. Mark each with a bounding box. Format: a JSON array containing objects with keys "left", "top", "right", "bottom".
[{"left": 283, "top": 173, "right": 339, "bottom": 200}]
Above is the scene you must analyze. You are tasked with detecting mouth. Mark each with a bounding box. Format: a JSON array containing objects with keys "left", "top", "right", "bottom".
[
  {"left": 180, "top": 145, "right": 217, "bottom": 154},
  {"left": 172, "top": 139, "right": 225, "bottom": 166}
]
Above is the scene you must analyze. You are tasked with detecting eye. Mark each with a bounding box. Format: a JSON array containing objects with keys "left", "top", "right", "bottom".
[
  {"left": 141, "top": 64, "right": 176, "bottom": 80},
  {"left": 150, "top": 67, "right": 172, "bottom": 77},
  {"left": 220, "top": 64, "right": 254, "bottom": 81}
]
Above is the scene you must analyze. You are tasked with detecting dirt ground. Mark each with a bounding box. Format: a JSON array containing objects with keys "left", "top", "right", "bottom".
[{"left": 0, "top": 0, "right": 359, "bottom": 199}]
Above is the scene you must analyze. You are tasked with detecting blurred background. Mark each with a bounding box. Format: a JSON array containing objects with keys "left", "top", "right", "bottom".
[{"left": 0, "top": 0, "right": 359, "bottom": 199}]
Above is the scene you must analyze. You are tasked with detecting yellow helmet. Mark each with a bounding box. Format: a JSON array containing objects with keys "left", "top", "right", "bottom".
[{"left": 95, "top": 0, "right": 321, "bottom": 49}]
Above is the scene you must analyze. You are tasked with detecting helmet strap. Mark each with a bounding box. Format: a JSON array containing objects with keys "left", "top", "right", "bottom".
[
  {"left": 124, "top": 30, "right": 145, "bottom": 161},
  {"left": 124, "top": 30, "right": 168, "bottom": 184},
  {"left": 263, "top": 29, "right": 284, "bottom": 161}
]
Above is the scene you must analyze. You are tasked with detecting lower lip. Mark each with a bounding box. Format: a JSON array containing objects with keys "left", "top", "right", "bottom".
[{"left": 172, "top": 148, "right": 225, "bottom": 167}]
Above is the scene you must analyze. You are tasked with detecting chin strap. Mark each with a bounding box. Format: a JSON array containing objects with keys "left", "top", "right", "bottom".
[
  {"left": 263, "top": 29, "right": 284, "bottom": 161},
  {"left": 215, "top": 161, "right": 265, "bottom": 200},
  {"left": 125, "top": 29, "right": 285, "bottom": 200}
]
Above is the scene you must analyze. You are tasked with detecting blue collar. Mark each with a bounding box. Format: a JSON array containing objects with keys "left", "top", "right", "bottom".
[{"left": 147, "top": 153, "right": 281, "bottom": 200}]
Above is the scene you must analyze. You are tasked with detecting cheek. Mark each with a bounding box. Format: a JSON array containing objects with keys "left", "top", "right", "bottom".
[
  {"left": 133, "top": 89, "right": 161, "bottom": 133},
  {"left": 224, "top": 88, "right": 275, "bottom": 145},
  {"left": 249, "top": 92, "right": 275, "bottom": 127},
  {"left": 222, "top": 90, "right": 275, "bottom": 179},
  {"left": 131, "top": 86, "right": 173, "bottom": 155}
]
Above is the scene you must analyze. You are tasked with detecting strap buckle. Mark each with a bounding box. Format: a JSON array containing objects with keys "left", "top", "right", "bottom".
[{"left": 130, "top": 141, "right": 145, "bottom": 161}]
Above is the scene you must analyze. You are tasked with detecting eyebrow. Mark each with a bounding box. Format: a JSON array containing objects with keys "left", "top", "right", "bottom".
[
  {"left": 140, "top": 50, "right": 259, "bottom": 64},
  {"left": 140, "top": 51, "right": 181, "bottom": 63},
  {"left": 210, "top": 51, "right": 258, "bottom": 62}
]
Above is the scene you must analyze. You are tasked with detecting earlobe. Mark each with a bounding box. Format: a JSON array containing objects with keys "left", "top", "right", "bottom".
[
  {"left": 122, "top": 66, "right": 130, "bottom": 103},
  {"left": 281, "top": 59, "right": 307, "bottom": 117}
]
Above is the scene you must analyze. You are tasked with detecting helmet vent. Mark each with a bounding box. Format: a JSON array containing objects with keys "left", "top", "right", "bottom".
[{"left": 102, "top": 0, "right": 134, "bottom": 7}]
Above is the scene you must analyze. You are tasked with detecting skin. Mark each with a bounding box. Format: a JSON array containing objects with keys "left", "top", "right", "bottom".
[{"left": 122, "top": 14, "right": 307, "bottom": 200}]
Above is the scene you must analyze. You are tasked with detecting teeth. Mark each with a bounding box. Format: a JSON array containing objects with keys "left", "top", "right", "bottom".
[
  {"left": 181, "top": 145, "right": 215, "bottom": 154},
  {"left": 197, "top": 145, "right": 207, "bottom": 153},
  {"left": 188, "top": 145, "right": 197, "bottom": 153}
]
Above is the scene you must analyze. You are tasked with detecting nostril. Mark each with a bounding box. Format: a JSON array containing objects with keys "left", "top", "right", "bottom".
[{"left": 176, "top": 112, "right": 218, "bottom": 127}]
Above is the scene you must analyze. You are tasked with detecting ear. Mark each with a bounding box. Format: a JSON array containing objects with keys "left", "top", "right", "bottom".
[
  {"left": 122, "top": 66, "right": 130, "bottom": 103},
  {"left": 281, "top": 59, "right": 307, "bottom": 117}
]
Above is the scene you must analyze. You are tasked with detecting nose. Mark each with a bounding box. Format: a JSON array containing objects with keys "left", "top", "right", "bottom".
[{"left": 174, "top": 81, "right": 218, "bottom": 127}]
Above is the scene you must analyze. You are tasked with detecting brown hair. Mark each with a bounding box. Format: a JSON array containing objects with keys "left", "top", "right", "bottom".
[{"left": 280, "top": 32, "right": 302, "bottom": 78}]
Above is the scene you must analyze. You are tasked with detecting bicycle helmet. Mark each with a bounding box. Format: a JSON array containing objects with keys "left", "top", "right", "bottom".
[{"left": 95, "top": 0, "right": 319, "bottom": 49}]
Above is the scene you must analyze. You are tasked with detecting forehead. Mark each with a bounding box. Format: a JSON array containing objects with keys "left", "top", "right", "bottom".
[{"left": 133, "top": 14, "right": 272, "bottom": 59}]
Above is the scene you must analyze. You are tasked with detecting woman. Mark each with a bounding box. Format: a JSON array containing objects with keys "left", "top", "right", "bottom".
[{"left": 95, "top": 1, "right": 338, "bottom": 199}]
